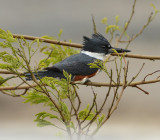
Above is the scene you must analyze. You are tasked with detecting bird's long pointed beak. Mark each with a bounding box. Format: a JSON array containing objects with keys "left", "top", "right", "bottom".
[{"left": 108, "top": 47, "right": 131, "bottom": 53}]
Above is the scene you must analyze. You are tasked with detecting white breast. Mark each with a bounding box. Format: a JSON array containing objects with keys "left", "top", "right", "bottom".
[{"left": 81, "top": 50, "right": 105, "bottom": 61}]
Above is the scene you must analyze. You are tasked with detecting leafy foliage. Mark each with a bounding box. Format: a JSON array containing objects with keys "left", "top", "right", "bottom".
[
  {"left": 101, "top": 15, "right": 129, "bottom": 42},
  {"left": 0, "top": 51, "right": 22, "bottom": 70},
  {"left": 35, "top": 112, "right": 59, "bottom": 127},
  {"left": 23, "top": 89, "right": 50, "bottom": 104},
  {"left": 38, "top": 30, "right": 79, "bottom": 69},
  {"left": 78, "top": 104, "right": 95, "bottom": 120}
]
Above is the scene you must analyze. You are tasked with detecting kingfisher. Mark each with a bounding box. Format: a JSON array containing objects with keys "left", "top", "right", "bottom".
[{"left": 25, "top": 33, "right": 130, "bottom": 83}]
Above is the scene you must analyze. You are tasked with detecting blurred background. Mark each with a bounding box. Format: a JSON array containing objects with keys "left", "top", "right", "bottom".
[{"left": 0, "top": 0, "right": 160, "bottom": 140}]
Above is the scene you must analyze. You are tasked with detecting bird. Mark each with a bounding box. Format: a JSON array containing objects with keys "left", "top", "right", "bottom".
[{"left": 25, "top": 33, "right": 131, "bottom": 83}]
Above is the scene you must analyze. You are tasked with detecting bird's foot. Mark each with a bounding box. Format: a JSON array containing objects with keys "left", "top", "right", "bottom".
[
  {"left": 73, "top": 78, "right": 91, "bottom": 85},
  {"left": 81, "top": 78, "right": 91, "bottom": 84}
]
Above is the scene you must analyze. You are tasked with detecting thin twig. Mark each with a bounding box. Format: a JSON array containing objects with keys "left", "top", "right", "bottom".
[
  {"left": 143, "top": 70, "right": 160, "bottom": 81},
  {"left": 128, "top": 63, "right": 145, "bottom": 85},
  {"left": 117, "top": 0, "right": 136, "bottom": 46},
  {"left": 131, "top": 12, "right": 154, "bottom": 41},
  {"left": 92, "top": 14, "right": 97, "bottom": 34},
  {"left": 134, "top": 85, "right": 149, "bottom": 95},
  {"left": 80, "top": 86, "right": 97, "bottom": 125},
  {"left": 0, "top": 70, "right": 23, "bottom": 75},
  {"left": 118, "top": 12, "right": 154, "bottom": 43},
  {"left": 91, "top": 86, "right": 98, "bottom": 112},
  {"left": 97, "top": 61, "right": 129, "bottom": 132},
  {"left": 82, "top": 71, "right": 112, "bottom": 130},
  {"left": 66, "top": 85, "right": 81, "bottom": 130},
  {"left": 1, "top": 89, "right": 28, "bottom": 97}
]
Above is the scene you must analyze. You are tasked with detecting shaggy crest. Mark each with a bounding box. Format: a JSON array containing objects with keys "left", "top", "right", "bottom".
[{"left": 83, "top": 33, "right": 109, "bottom": 46}]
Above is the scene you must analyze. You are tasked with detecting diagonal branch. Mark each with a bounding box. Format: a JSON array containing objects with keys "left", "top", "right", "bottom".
[
  {"left": 13, "top": 34, "right": 82, "bottom": 48},
  {"left": 1, "top": 89, "right": 28, "bottom": 97},
  {"left": 134, "top": 85, "right": 149, "bottom": 95},
  {"left": 117, "top": 0, "right": 136, "bottom": 43},
  {"left": 143, "top": 70, "right": 160, "bottom": 81}
]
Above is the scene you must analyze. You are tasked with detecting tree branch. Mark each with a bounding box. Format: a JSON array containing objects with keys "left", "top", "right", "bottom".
[
  {"left": 13, "top": 34, "right": 82, "bottom": 48},
  {"left": 1, "top": 78, "right": 160, "bottom": 91},
  {"left": 134, "top": 85, "right": 149, "bottom": 95},
  {"left": 117, "top": 0, "right": 136, "bottom": 43},
  {"left": 12, "top": 34, "right": 160, "bottom": 60},
  {"left": 143, "top": 70, "right": 160, "bottom": 81},
  {"left": 1, "top": 89, "right": 28, "bottom": 97},
  {"left": 0, "top": 70, "right": 23, "bottom": 75},
  {"left": 111, "top": 53, "right": 160, "bottom": 60}
]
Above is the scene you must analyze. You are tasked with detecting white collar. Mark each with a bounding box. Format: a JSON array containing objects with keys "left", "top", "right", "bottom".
[{"left": 81, "top": 50, "right": 105, "bottom": 60}]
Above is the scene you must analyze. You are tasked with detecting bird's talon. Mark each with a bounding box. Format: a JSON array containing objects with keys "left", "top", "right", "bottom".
[{"left": 81, "top": 78, "right": 91, "bottom": 84}]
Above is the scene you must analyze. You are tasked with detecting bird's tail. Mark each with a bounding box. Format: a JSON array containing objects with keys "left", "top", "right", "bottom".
[{"left": 24, "top": 70, "right": 65, "bottom": 80}]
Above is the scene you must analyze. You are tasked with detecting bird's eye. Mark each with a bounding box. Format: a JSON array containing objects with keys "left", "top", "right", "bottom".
[{"left": 108, "top": 45, "right": 111, "bottom": 48}]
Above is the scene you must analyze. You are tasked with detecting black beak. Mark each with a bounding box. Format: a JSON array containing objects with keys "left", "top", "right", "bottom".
[{"left": 108, "top": 47, "right": 131, "bottom": 53}]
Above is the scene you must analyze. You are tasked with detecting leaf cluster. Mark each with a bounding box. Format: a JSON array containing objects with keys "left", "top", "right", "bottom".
[
  {"left": 35, "top": 112, "right": 59, "bottom": 127},
  {"left": 22, "top": 70, "right": 74, "bottom": 127},
  {"left": 38, "top": 30, "right": 79, "bottom": 69}
]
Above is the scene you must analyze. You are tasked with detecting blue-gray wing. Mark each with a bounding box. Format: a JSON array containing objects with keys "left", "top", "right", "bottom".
[{"left": 44, "top": 53, "right": 99, "bottom": 76}]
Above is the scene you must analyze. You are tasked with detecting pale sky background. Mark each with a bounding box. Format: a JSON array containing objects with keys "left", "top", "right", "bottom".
[{"left": 0, "top": 0, "right": 160, "bottom": 140}]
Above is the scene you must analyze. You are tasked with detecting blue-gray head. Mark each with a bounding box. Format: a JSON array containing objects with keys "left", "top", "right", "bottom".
[{"left": 82, "top": 33, "right": 130, "bottom": 54}]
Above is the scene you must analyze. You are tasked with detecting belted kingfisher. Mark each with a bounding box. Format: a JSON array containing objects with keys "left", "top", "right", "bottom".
[{"left": 25, "top": 33, "right": 130, "bottom": 83}]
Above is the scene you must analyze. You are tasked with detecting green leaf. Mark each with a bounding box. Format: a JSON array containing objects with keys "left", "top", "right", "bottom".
[
  {"left": 22, "top": 89, "right": 58, "bottom": 111},
  {"left": 41, "top": 77, "right": 57, "bottom": 89},
  {"left": 105, "top": 25, "right": 120, "bottom": 33},
  {"left": 0, "top": 51, "right": 21, "bottom": 69},
  {"left": 6, "top": 30, "right": 17, "bottom": 42},
  {"left": 97, "top": 114, "right": 105, "bottom": 126},
  {"left": 60, "top": 101, "right": 70, "bottom": 121},
  {"left": 101, "top": 17, "right": 108, "bottom": 25},
  {"left": 150, "top": 3, "right": 157, "bottom": 11},
  {"left": 0, "top": 29, "right": 16, "bottom": 42},
  {"left": 124, "top": 22, "right": 128, "bottom": 28},
  {"left": 35, "top": 112, "right": 58, "bottom": 120},
  {"left": 111, "top": 48, "right": 119, "bottom": 54},
  {"left": 89, "top": 63, "right": 100, "bottom": 69},
  {"left": 58, "top": 29, "right": 63, "bottom": 38},
  {"left": 150, "top": 3, "right": 160, "bottom": 13},
  {"left": 0, "top": 42, "right": 7, "bottom": 48},
  {"left": 0, "top": 63, "right": 12, "bottom": 70},
  {"left": 69, "top": 121, "right": 75, "bottom": 129},
  {"left": 40, "top": 45, "right": 48, "bottom": 52},
  {"left": 38, "top": 58, "right": 55, "bottom": 69},
  {"left": 23, "top": 90, "right": 50, "bottom": 104},
  {"left": 41, "top": 35, "right": 55, "bottom": 40},
  {"left": 115, "top": 15, "right": 119, "bottom": 25},
  {"left": 35, "top": 119, "right": 55, "bottom": 127},
  {"left": 88, "top": 60, "right": 104, "bottom": 69},
  {"left": 63, "top": 70, "right": 72, "bottom": 82},
  {"left": 0, "top": 76, "right": 16, "bottom": 85},
  {"left": 78, "top": 104, "right": 95, "bottom": 120},
  {"left": 0, "top": 29, "right": 7, "bottom": 39},
  {"left": 41, "top": 76, "right": 72, "bottom": 100},
  {"left": 39, "top": 36, "right": 79, "bottom": 66},
  {"left": 0, "top": 76, "right": 4, "bottom": 86}
]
